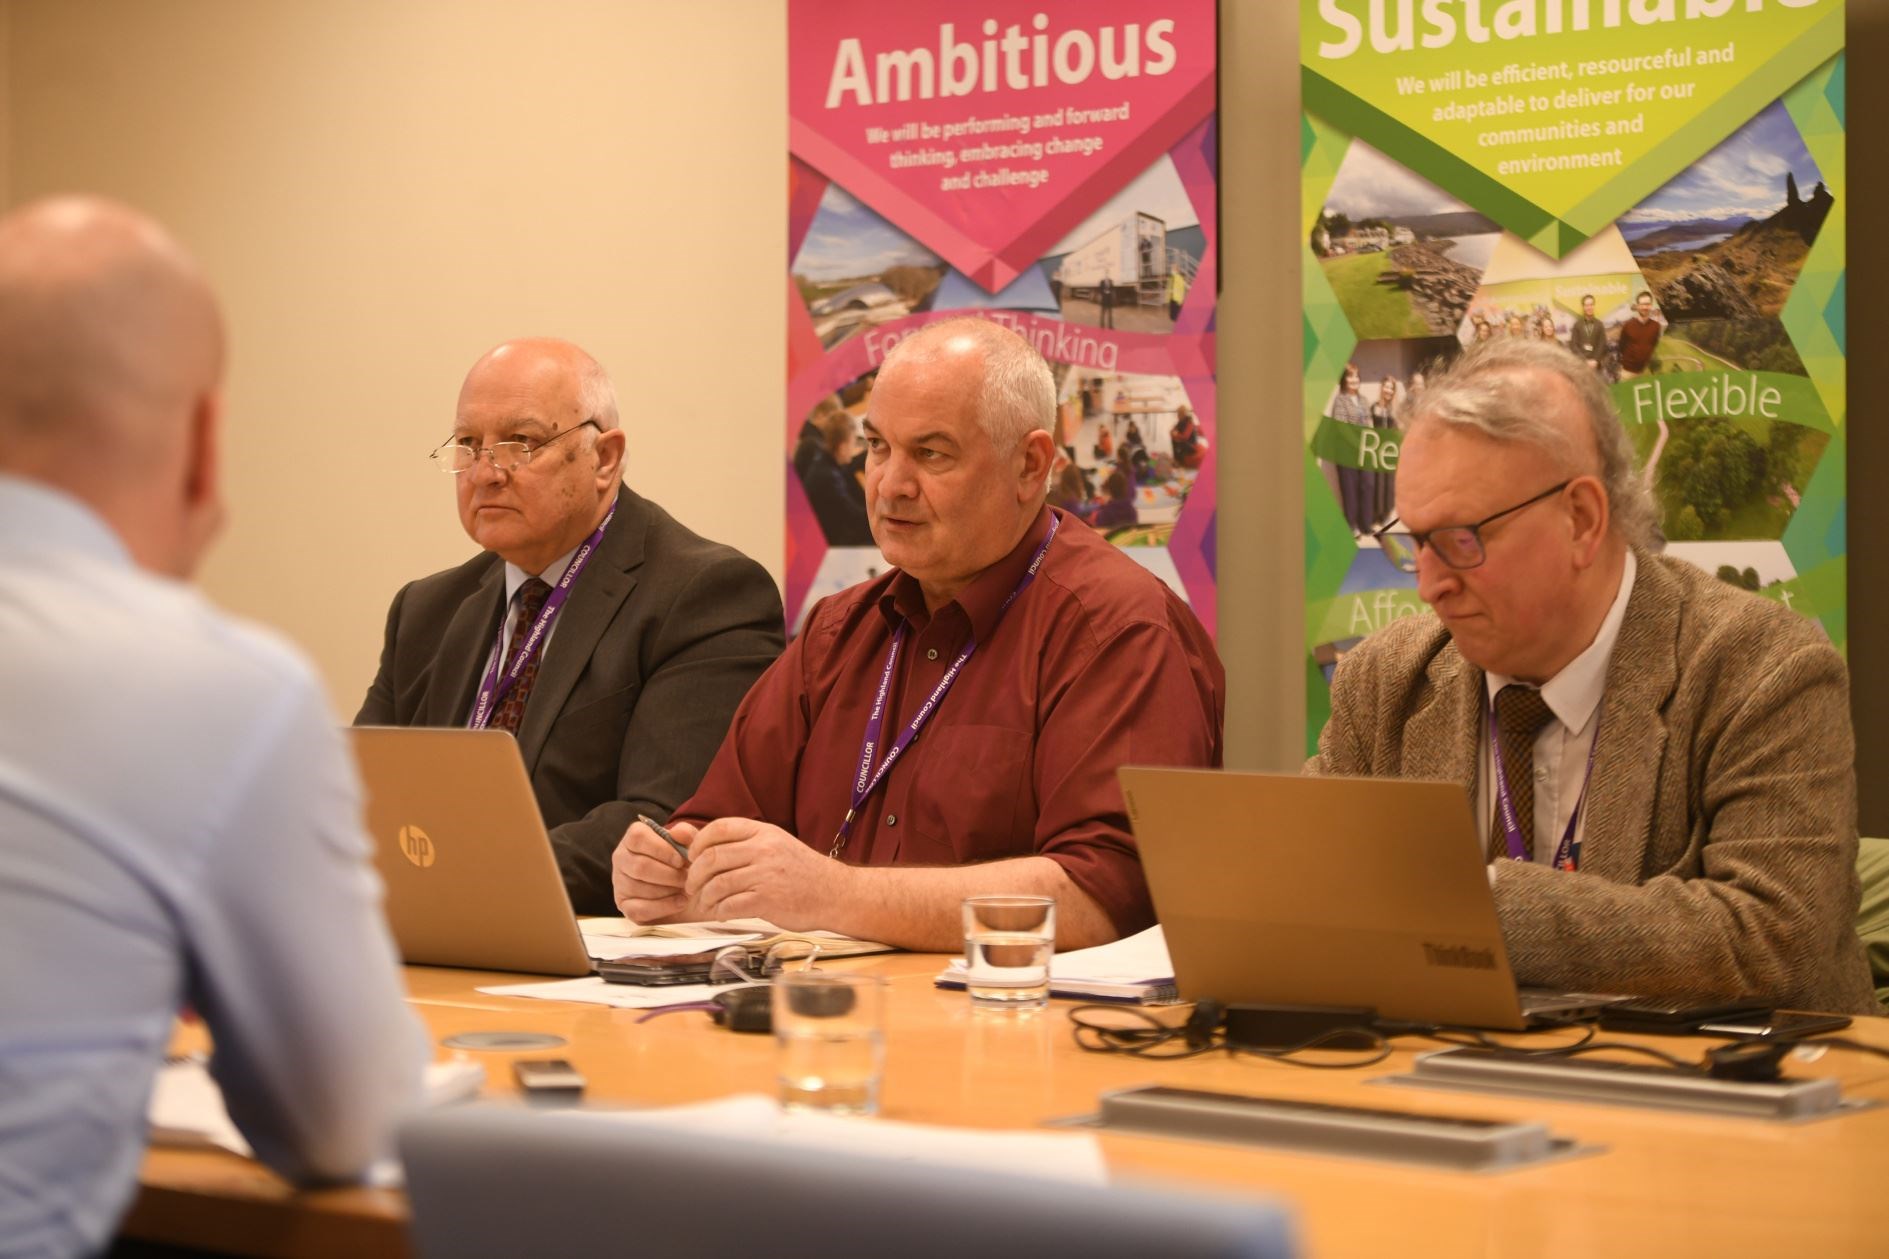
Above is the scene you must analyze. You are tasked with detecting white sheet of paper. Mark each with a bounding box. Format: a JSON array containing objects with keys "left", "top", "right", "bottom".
[
  {"left": 937, "top": 925, "right": 1174, "bottom": 984},
  {"left": 1045, "top": 925, "right": 1173, "bottom": 982},
  {"left": 576, "top": 916, "right": 784, "bottom": 940},
  {"left": 580, "top": 931, "right": 761, "bottom": 960},
  {"left": 577, "top": 917, "right": 870, "bottom": 945},
  {"left": 478, "top": 975, "right": 744, "bottom": 1010},
  {"left": 149, "top": 1057, "right": 486, "bottom": 1187},
  {"left": 578, "top": 1094, "right": 1108, "bottom": 1185},
  {"left": 148, "top": 1058, "right": 251, "bottom": 1157}
]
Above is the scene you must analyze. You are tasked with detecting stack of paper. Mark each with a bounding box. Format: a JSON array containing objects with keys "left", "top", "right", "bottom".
[
  {"left": 579, "top": 930, "right": 763, "bottom": 961},
  {"left": 935, "top": 925, "right": 1178, "bottom": 1003},
  {"left": 580, "top": 917, "right": 895, "bottom": 959}
]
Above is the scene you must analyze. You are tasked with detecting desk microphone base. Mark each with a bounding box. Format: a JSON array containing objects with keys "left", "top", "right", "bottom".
[{"left": 1381, "top": 1047, "right": 1871, "bottom": 1122}]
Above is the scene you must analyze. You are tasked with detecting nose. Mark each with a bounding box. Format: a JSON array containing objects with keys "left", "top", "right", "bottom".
[
  {"left": 466, "top": 450, "right": 509, "bottom": 488},
  {"left": 1413, "top": 543, "right": 1460, "bottom": 605},
  {"left": 873, "top": 447, "right": 920, "bottom": 504}
]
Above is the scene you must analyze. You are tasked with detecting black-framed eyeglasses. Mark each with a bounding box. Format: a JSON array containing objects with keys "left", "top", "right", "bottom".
[
  {"left": 1374, "top": 480, "right": 1571, "bottom": 573},
  {"left": 429, "top": 419, "right": 600, "bottom": 474}
]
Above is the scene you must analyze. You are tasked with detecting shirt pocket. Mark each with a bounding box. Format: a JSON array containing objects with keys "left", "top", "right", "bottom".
[
  {"left": 902, "top": 725, "right": 1032, "bottom": 863},
  {"left": 556, "top": 682, "right": 639, "bottom": 733}
]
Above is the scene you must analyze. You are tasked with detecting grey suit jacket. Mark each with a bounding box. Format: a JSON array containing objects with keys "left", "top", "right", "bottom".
[
  {"left": 1309, "top": 551, "right": 1878, "bottom": 1015},
  {"left": 356, "top": 486, "right": 785, "bottom": 914}
]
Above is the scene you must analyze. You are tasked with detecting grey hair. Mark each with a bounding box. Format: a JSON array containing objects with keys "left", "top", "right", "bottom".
[
  {"left": 878, "top": 316, "right": 1054, "bottom": 451},
  {"left": 1400, "top": 338, "right": 1659, "bottom": 549},
  {"left": 574, "top": 352, "right": 619, "bottom": 429}
]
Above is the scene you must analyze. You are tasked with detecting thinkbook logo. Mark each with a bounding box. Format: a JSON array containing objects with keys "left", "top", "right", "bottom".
[
  {"left": 1422, "top": 942, "right": 1495, "bottom": 970},
  {"left": 399, "top": 825, "right": 436, "bottom": 869}
]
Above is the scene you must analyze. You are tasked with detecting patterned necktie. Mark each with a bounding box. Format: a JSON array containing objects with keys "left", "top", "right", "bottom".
[
  {"left": 489, "top": 578, "right": 552, "bottom": 735},
  {"left": 1490, "top": 684, "right": 1555, "bottom": 862}
]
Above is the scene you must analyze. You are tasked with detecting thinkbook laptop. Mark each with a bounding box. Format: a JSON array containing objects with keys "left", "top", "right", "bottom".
[
  {"left": 351, "top": 727, "right": 592, "bottom": 976},
  {"left": 1117, "top": 767, "right": 1623, "bottom": 1031}
]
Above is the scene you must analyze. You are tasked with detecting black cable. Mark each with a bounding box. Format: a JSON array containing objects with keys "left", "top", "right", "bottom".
[
  {"left": 1378, "top": 1019, "right": 1602, "bottom": 1054},
  {"left": 1226, "top": 1026, "right": 1394, "bottom": 1069},
  {"left": 1070, "top": 1008, "right": 1889, "bottom": 1075},
  {"left": 1069, "top": 1005, "right": 1218, "bottom": 1059},
  {"left": 1800, "top": 1036, "right": 1889, "bottom": 1062},
  {"left": 1068, "top": 1006, "right": 1393, "bottom": 1068}
]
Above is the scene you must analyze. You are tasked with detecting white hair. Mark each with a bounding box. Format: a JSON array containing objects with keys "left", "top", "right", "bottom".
[
  {"left": 879, "top": 316, "right": 1054, "bottom": 451},
  {"left": 1401, "top": 338, "right": 1659, "bottom": 548},
  {"left": 574, "top": 352, "right": 619, "bottom": 429}
]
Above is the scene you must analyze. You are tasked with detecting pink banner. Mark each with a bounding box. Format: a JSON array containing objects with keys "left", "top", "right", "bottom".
[{"left": 787, "top": 1, "right": 1218, "bottom": 635}]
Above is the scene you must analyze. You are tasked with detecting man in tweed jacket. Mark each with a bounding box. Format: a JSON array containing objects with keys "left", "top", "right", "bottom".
[{"left": 1311, "top": 339, "right": 1877, "bottom": 1014}]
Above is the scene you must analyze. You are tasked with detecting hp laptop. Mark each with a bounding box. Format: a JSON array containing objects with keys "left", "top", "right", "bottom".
[
  {"left": 351, "top": 727, "right": 592, "bottom": 976},
  {"left": 1117, "top": 767, "right": 1622, "bottom": 1031}
]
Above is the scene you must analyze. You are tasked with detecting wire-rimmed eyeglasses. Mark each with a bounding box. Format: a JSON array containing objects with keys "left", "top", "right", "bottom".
[
  {"left": 1373, "top": 480, "right": 1571, "bottom": 573},
  {"left": 429, "top": 419, "right": 600, "bottom": 474}
]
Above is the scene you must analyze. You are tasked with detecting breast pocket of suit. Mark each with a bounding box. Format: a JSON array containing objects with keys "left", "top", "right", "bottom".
[
  {"left": 903, "top": 725, "right": 1034, "bottom": 863},
  {"left": 544, "top": 680, "right": 638, "bottom": 778}
]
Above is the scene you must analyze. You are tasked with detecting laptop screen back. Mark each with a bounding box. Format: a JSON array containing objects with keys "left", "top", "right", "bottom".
[
  {"left": 1118, "top": 767, "right": 1531, "bottom": 1030},
  {"left": 351, "top": 726, "right": 590, "bottom": 976}
]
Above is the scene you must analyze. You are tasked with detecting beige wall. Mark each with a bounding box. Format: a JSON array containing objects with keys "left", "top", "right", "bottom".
[
  {"left": 7, "top": 0, "right": 792, "bottom": 718},
  {"left": 0, "top": 0, "right": 1308, "bottom": 772}
]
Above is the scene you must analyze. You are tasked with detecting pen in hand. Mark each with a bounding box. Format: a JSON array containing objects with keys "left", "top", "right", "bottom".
[{"left": 636, "top": 813, "right": 691, "bottom": 864}]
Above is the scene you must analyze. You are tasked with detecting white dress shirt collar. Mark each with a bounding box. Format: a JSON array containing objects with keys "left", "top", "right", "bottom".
[
  {"left": 502, "top": 543, "right": 582, "bottom": 606},
  {"left": 1485, "top": 548, "right": 1638, "bottom": 734},
  {"left": 0, "top": 472, "right": 132, "bottom": 568}
]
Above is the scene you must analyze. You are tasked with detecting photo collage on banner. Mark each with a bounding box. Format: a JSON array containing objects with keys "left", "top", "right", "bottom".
[
  {"left": 786, "top": 1, "right": 1219, "bottom": 634},
  {"left": 1300, "top": 0, "right": 1846, "bottom": 748}
]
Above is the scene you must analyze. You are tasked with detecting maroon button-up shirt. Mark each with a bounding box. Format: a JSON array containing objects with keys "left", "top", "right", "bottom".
[{"left": 674, "top": 507, "right": 1224, "bottom": 934}]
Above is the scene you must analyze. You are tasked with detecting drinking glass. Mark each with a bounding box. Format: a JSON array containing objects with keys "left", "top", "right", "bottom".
[
  {"left": 961, "top": 895, "right": 1057, "bottom": 1011},
  {"left": 772, "top": 972, "right": 886, "bottom": 1116}
]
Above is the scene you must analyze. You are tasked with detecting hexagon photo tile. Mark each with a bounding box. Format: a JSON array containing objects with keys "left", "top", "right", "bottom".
[
  {"left": 1311, "top": 139, "right": 1498, "bottom": 340},
  {"left": 792, "top": 183, "right": 946, "bottom": 350},
  {"left": 1623, "top": 100, "right": 1830, "bottom": 324}
]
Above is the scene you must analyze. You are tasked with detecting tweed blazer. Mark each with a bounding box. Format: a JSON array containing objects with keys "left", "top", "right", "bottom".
[
  {"left": 1309, "top": 550, "right": 1878, "bottom": 1014},
  {"left": 356, "top": 486, "right": 784, "bottom": 915}
]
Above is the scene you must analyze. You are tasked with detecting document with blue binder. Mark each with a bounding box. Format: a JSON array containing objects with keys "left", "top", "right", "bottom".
[{"left": 934, "top": 926, "right": 1178, "bottom": 1003}]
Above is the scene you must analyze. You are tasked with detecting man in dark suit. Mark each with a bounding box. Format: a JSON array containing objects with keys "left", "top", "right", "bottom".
[{"left": 357, "top": 339, "right": 784, "bottom": 914}]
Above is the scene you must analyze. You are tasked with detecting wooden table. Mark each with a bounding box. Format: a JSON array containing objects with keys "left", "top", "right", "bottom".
[{"left": 127, "top": 955, "right": 1889, "bottom": 1258}]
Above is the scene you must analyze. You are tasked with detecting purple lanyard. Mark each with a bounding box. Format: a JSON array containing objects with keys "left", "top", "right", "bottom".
[
  {"left": 466, "top": 503, "right": 614, "bottom": 730},
  {"left": 828, "top": 514, "right": 1061, "bottom": 859},
  {"left": 1487, "top": 694, "right": 1601, "bottom": 872}
]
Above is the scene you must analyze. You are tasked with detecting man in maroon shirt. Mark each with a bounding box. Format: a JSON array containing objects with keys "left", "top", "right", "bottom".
[
  {"left": 1616, "top": 291, "right": 1662, "bottom": 378},
  {"left": 611, "top": 318, "right": 1224, "bottom": 950}
]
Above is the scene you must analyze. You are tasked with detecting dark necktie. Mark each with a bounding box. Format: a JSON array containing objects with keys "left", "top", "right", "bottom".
[
  {"left": 1490, "top": 684, "right": 1555, "bottom": 862},
  {"left": 489, "top": 578, "right": 552, "bottom": 735}
]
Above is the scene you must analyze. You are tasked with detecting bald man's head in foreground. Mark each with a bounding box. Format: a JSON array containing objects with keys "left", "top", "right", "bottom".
[{"left": 0, "top": 196, "right": 226, "bottom": 577}]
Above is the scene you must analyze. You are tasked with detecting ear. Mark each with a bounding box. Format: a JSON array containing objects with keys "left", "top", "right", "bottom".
[
  {"left": 593, "top": 426, "right": 627, "bottom": 488},
  {"left": 175, "top": 388, "right": 226, "bottom": 577},
  {"left": 1017, "top": 429, "right": 1057, "bottom": 503},
  {"left": 1567, "top": 475, "right": 1609, "bottom": 569}
]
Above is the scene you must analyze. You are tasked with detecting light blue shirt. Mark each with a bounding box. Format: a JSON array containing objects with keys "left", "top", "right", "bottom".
[{"left": 0, "top": 474, "right": 425, "bottom": 1259}]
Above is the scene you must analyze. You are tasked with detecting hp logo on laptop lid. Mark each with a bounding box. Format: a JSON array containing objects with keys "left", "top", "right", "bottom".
[{"left": 399, "top": 824, "right": 437, "bottom": 868}]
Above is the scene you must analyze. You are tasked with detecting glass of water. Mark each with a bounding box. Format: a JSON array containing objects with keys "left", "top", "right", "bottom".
[
  {"left": 962, "top": 895, "right": 1057, "bottom": 1011},
  {"left": 772, "top": 972, "right": 886, "bottom": 1116}
]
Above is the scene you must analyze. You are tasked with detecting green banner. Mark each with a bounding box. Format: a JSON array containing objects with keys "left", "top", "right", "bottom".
[
  {"left": 1611, "top": 370, "right": 1834, "bottom": 434},
  {"left": 1302, "top": 1, "right": 1841, "bottom": 254},
  {"left": 1301, "top": 3, "right": 1847, "bottom": 753},
  {"left": 1310, "top": 415, "right": 1404, "bottom": 470}
]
